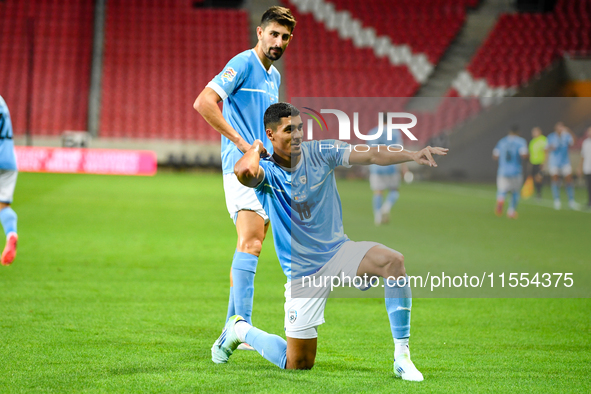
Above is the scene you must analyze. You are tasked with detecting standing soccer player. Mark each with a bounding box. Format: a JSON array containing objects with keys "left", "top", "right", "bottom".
[
  {"left": 211, "top": 103, "right": 448, "bottom": 381},
  {"left": 493, "top": 125, "right": 528, "bottom": 218},
  {"left": 368, "top": 116, "right": 407, "bottom": 225},
  {"left": 0, "top": 95, "right": 19, "bottom": 265},
  {"left": 546, "top": 122, "right": 578, "bottom": 210},
  {"left": 577, "top": 127, "right": 591, "bottom": 208},
  {"left": 193, "top": 7, "right": 296, "bottom": 332},
  {"left": 528, "top": 127, "right": 547, "bottom": 199}
]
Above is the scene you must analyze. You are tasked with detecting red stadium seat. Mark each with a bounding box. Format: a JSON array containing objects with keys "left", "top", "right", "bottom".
[
  {"left": 99, "top": 1, "right": 249, "bottom": 140},
  {"left": 0, "top": 0, "right": 94, "bottom": 136},
  {"left": 282, "top": 6, "right": 419, "bottom": 111},
  {"left": 327, "top": 0, "right": 466, "bottom": 64},
  {"left": 462, "top": 0, "right": 591, "bottom": 89}
]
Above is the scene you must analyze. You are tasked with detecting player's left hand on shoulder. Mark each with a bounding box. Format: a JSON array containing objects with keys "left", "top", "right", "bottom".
[
  {"left": 413, "top": 146, "right": 448, "bottom": 167},
  {"left": 252, "top": 139, "right": 268, "bottom": 158}
]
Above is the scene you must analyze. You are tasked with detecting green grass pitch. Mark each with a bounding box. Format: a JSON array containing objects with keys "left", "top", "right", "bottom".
[{"left": 0, "top": 171, "right": 589, "bottom": 393}]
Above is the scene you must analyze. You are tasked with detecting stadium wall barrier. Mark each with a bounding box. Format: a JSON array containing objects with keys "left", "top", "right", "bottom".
[{"left": 15, "top": 147, "right": 157, "bottom": 176}]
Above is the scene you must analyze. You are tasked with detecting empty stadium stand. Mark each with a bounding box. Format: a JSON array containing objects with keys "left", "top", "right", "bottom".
[
  {"left": 412, "top": 96, "right": 482, "bottom": 144},
  {"left": 0, "top": 0, "right": 94, "bottom": 136},
  {"left": 284, "top": 0, "right": 488, "bottom": 143},
  {"left": 99, "top": 1, "right": 249, "bottom": 140},
  {"left": 329, "top": 0, "right": 470, "bottom": 64},
  {"left": 282, "top": 4, "right": 420, "bottom": 103},
  {"left": 454, "top": 0, "right": 591, "bottom": 95},
  {"left": 4, "top": 0, "right": 585, "bottom": 145}
]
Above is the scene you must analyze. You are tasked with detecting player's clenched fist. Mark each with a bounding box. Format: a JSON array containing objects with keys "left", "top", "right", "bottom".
[{"left": 252, "top": 139, "right": 268, "bottom": 158}]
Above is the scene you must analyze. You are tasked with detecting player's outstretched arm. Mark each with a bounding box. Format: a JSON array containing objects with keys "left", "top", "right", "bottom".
[
  {"left": 234, "top": 140, "right": 267, "bottom": 188},
  {"left": 193, "top": 88, "right": 251, "bottom": 153},
  {"left": 349, "top": 146, "right": 448, "bottom": 167}
]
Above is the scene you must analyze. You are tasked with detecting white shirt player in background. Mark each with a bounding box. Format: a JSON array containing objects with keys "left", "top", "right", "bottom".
[
  {"left": 546, "top": 122, "right": 578, "bottom": 210},
  {"left": 193, "top": 7, "right": 296, "bottom": 346},
  {"left": 211, "top": 103, "right": 448, "bottom": 382},
  {"left": 578, "top": 126, "right": 591, "bottom": 208},
  {"left": 493, "top": 125, "right": 528, "bottom": 219},
  {"left": 0, "top": 95, "right": 19, "bottom": 266},
  {"left": 368, "top": 116, "right": 407, "bottom": 226}
]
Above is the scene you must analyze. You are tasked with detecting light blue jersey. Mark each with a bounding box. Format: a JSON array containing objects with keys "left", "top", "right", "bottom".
[
  {"left": 255, "top": 140, "right": 352, "bottom": 280},
  {"left": 493, "top": 135, "right": 528, "bottom": 177},
  {"left": 208, "top": 49, "right": 280, "bottom": 174},
  {"left": 369, "top": 125, "right": 401, "bottom": 176},
  {"left": 0, "top": 96, "right": 17, "bottom": 170},
  {"left": 547, "top": 131, "right": 573, "bottom": 168}
]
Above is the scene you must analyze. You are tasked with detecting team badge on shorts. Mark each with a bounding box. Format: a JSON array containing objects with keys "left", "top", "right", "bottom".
[
  {"left": 221, "top": 67, "right": 237, "bottom": 85},
  {"left": 288, "top": 309, "right": 297, "bottom": 324}
]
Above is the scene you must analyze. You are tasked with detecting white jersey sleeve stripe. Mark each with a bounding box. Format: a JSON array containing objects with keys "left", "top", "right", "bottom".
[
  {"left": 239, "top": 88, "right": 267, "bottom": 93},
  {"left": 206, "top": 81, "right": 228, "bottom": 101},
  {"left": 341, "top": 149, "right": 352, "bottom": 168},
  {"left": 310, "top": 169, "right": 334, "bottom": 191}
]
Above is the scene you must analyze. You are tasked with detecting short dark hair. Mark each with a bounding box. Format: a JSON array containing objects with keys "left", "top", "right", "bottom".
[
  {"left": 510, "top": 124, "right": 519, "bottom": 134},
  {"left": 260, "top": 6, "right": 297, "bottom": 33},
  {"left": 264, "top": 103, "right": 300, "bottom": 130}
]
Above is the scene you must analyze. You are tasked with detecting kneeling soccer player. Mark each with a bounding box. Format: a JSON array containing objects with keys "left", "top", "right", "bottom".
[{"left": 211, "top": 103, "right": 447, "bottom": 381}]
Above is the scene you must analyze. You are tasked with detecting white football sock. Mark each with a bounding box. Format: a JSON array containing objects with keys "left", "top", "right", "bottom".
[
  {"left": 234, "top": 320, "right": 253, "bottom": 343},
  {"left": 394, "top": 337, "right": 410, "bottom": 358},
  {"left": 374, "top": 211, "right": 382, "bottom": 225}
]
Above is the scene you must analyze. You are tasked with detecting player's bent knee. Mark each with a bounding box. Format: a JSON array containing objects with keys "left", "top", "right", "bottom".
[
  {"left": 286, "top": 337, "right": 317, "bottom": 370},
  {"left": 384, "top": 252, "right": 405, "bottom": 279},
  {"left": 237, "top": 239, "right": 263, "bottom": 255}
]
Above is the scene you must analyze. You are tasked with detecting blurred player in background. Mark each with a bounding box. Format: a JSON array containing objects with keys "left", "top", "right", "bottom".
[
  {"left": 493, "top": 125, "right": 528, "bottom": 219},
  {"left": 546, "top": 122, "right": 578, "bottom": 210},
  {"left": 193, "top": 7, "right": 296, "bottom": 335},
  {"left": 212, "top": 103, "right": 447, "bottom": 381},
  {"left": 528, "top": 127, "right": 547, "bottom": 199},
  {"left": 368, "top": 115, "right": 407, "bottom": 226},
  {"left": 0, "top": 95, "right": 18, "bottom": 266},
  {"left": 578, "top": 127, "right": 591, "bottom": 208}
]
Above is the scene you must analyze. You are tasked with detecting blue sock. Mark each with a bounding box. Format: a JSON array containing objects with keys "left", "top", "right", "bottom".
[
  {"left": 225, "top": 287, "right": 235, "bottom": 323},
  {"left": 0, "top": 207, "right": 17, "bottom": 236},
  {"left": 566, "top": 182, "right": 575, "bottom": 202},
  {"left": 510, "top": 192, "right": 519, "bottom": 211},
  {"left": 496, "top": 191, "right": 506, "bottom": 202},
  {"left": 551, "top": 181, "right": 560, "bottom": 200},
  {"left": 384, "top": 190, "right": 400, "bottom": 211},
  {"left": 384, "top": 276, "right": 412, "bottom": 339},
  {"left": 373, "top": 194, "right": 382, "bottom": 215},
  {"left": 245, "top": 327, "right": 287, "bottom": 369},
  {"left": 231, "top": 251, "right": 258, "bottom": 325}
]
